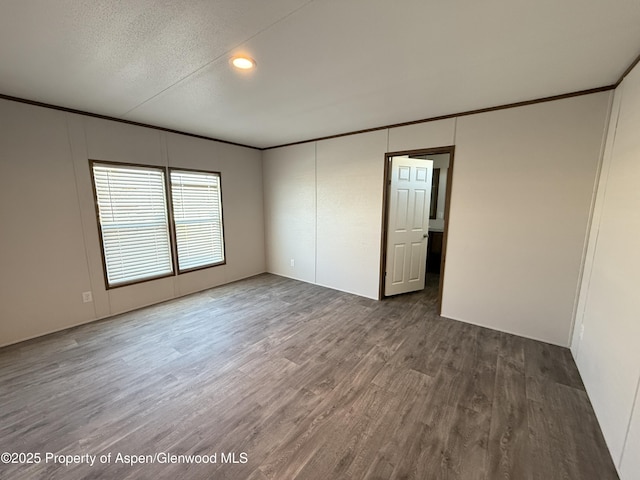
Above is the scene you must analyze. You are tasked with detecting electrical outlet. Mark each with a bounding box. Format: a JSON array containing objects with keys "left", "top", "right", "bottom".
[
  {"left": 82, "top": 291, "right": 93, "bottom": 303},
  {"left": 290, "top": 259, "right": 295, "bottom": 267},
  {"left": 579, "top": 324, "right": 585, "bottom": 340}
]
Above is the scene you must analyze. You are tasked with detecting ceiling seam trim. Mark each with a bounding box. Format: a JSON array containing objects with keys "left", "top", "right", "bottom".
[{"left": 121, "top": 0, "right": 317, "bottom": 118}]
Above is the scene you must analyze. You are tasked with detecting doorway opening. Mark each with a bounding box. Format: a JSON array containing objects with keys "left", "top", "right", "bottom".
[{"left": 379, "top": 146, "right": 455, "bottom": 314}]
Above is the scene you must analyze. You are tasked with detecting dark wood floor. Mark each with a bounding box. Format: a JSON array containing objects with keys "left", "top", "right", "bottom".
[{"left": 0, "top": 273, "right": 618, "bottom": 479}]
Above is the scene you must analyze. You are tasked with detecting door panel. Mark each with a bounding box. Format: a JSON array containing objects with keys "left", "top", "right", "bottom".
[
  {"left": 395, "top": 189, "right": 409, "bottom": 230},
  {"left": 413, "top": 189, "right": 427, "bottom": 228},
  {"left": 409, "top": 242, "right": 423, "bottom": 280},
  {"left": 385, "top": 156, "right": 433, "bottom": 296},
  {"left": 392, "top": 244, "right": 406, "bottom": 283}
]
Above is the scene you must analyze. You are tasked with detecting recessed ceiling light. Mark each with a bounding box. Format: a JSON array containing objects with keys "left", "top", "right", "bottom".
[{"left": 231, "top": 56, "right": 256, "bottom": 70}]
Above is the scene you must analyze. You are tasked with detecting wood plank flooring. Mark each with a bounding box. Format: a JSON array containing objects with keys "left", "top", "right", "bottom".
[{"left": 0, "top": 273, "right": 618, "bottom": 479}]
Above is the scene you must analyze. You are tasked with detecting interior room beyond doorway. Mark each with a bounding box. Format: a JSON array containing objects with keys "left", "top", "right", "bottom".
[{"left": 380, "top": 147, "right": 454, "bottom": 314}]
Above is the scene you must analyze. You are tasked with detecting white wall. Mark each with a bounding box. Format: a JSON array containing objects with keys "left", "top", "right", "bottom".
[
  {"left": 0, "top": 103, "right": 96, "bottom": 345},
  {"left": 263, "top": 119, "right": 456, "bottom": 299},
  {"left": 0, "top": 99, "right": 265, "bottom": 347},
  {"left": 0, "top": 90, "right": 613, "bottom": 350},
  {"left": 571, "top": 63, "right": 640, "bottom": 479},
  {"left": 315, "top": 131, "right": 388, "bottom": 297},
  {"left": 263, "top": 143, "right": 316, "bottom": 283},
  {"left": 444, "top": 93, "right": 611, "bottom": 345},
  {"left": 263, "top": 93, "right": 611, "bottom": 345}
]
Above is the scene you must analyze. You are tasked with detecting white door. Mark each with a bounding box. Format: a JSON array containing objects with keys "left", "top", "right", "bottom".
[{"left": 384, "top": 156, "right": 433, "bottom": 296}]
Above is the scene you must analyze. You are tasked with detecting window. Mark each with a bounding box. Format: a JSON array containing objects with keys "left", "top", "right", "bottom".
[
  {"left": 91, "top": 162, "right": 225, "bottom": 288},
  {"left": 170, "top": 169, "right": 225, "bottom": 272}
]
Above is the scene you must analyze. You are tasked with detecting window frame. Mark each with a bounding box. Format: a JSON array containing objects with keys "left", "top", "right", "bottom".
[
  {"left": 89, "top": 160, "right": 226, "bottom": 289},
  {"left": 167, "top": 167, "right": 227, "bottom": 275}
]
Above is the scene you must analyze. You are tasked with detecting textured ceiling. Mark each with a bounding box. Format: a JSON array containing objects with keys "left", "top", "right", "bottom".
[{"left": 1, "top": 0, "right": 639, "bottom": 148}]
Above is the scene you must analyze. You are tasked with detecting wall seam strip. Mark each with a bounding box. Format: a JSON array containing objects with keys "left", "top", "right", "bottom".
[
  {"left": 81, "top": 117, "right": 113, "bottom": 315},
  {"left": 574, "top": 85, "right": 623, "bottom": 359},
  {"left": 64, "top": 113, "right": 98, "bottom": 320},
  {"left": 453, "top": 117, "right": 458, "bottom": 144},
  {"left": 314, "top": 141, "right": 318, "bottom": 284},
  {"left": 567, "top": 90, "right": 616, "bottom": 348}
]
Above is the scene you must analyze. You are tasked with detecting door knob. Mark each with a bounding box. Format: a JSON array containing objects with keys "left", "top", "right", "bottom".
[{"left": 423, "top": 233, "right": 429, "bottom": 238}]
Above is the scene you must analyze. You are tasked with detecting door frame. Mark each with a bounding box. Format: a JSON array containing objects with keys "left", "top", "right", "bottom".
[{"left": 379, "top": 145, "right": 456, "bottom": 314}]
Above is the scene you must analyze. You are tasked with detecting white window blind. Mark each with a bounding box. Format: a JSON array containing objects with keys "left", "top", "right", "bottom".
[
  {"left": 170, "top": 170, "right": 225, "bottom": 271},
  {"left": 92, "top": 164, "right": 173, "bottom": 287}
]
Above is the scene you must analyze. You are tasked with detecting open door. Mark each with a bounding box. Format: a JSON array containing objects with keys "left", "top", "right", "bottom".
[{"left": 384, "top": 156, "right": 433, "bottom": 296}]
